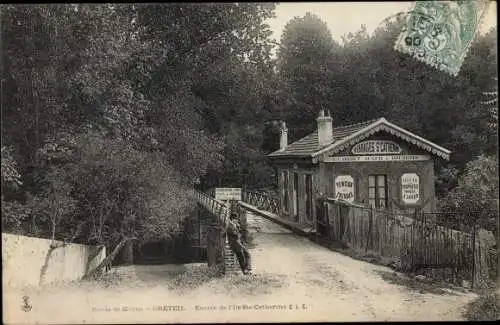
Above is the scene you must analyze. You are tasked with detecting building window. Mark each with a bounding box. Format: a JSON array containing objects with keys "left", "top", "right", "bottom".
[
  {"left": 368, "top": 175, "right": 388, "bottom": 209},
  {"left": 282, "top": 171, "right": 289, "bottom": 212},
  {"left": 293, "top": 172, "right": 299, "bottom": 219},
  {"left": 305, "top": 174, "right": 313, "bottom": 221}
]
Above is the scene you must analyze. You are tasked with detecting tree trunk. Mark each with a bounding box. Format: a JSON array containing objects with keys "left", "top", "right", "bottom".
[
  {"left": 38, "top": 222, "right": 86, "bottom": 286},
  {"left": 83, "top": 237, "right": 134, "bottom": 280},
  {"left": 122, "top": 240, "right": 134, "bottom": 265},
  {"left": 39, "top": 247, "right": 53, "bottom": 286},
  {"left": 39, "top": 242, "right": 65, "bottom": 286}
]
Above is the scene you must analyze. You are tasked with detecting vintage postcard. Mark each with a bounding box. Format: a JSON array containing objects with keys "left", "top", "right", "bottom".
[
  {"left": 394, "top": 0, "right": 491, "bottom": 76},
  {"left": 2, "top": 2, "right": 498, "bottom": 324}
]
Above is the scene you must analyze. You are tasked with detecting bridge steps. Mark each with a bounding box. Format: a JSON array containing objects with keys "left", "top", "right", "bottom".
[{"left": 224, "top": 241, "right": 240, "bottom": 275}]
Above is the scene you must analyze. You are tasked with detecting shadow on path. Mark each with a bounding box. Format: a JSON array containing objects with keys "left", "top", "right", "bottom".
[{"left": 374, "top": 270, "right": 462, "bottom": 296}]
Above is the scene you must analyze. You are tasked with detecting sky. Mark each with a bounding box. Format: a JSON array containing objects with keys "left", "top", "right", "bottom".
[{"left": 267, "top": 2, "right": 498, "bottom": 45}]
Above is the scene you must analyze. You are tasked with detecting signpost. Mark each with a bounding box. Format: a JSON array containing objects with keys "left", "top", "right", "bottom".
[{"left": 214, "top": 188, "right": 242, "bottom": 201}]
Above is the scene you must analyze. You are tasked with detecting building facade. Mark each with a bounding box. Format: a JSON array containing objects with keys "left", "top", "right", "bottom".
[{"left": 268, "top": 111, "right": 451, "bottom": 226}]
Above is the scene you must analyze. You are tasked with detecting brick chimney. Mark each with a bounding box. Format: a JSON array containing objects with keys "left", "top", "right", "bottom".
[
  {"left": 317, "top": 109, "right": 333, "bottom": 147},
  {"left": 279, "top": 121, "right": 288, "bottom": 151}
]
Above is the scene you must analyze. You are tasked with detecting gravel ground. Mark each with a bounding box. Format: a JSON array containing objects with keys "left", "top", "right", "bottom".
[{"left": 3, "top": 212, "right": 477, "bottom": 324}]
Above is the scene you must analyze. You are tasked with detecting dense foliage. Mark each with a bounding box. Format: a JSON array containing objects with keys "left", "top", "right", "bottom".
[
  {"left": 1, "top": 5, "right": 498, "bottom": 261},
  {"left": 1, "top": 3, "right": 277, "bottom": 254}
]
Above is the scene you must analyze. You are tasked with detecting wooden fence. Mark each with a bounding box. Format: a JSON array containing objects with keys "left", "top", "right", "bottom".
[
  {"left": 241, "top": 189, "right": 280, "bottom": 215},
  {"left": 317, "top": 198, "right": 488, "bottom": 287}
]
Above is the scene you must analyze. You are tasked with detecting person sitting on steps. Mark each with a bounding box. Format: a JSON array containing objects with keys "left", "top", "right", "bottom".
[{"left": 227, "top": 213, "right": 252, "bottom": 275}]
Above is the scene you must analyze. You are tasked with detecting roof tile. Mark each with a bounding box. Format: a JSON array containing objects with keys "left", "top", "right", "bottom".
[{"left": 269, "top": 118, "right": 380, "bottom": 157}]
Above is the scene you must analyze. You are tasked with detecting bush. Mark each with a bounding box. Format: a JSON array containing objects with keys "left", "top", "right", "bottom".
[
  {"left": 439, "top": 155, "right": 498, "bottom": 236},
  {"left": 463, "top": 291, "right": 500, "bottom": 321}
]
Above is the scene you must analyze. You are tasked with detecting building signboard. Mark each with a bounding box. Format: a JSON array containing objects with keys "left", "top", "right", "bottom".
[
  {"left": 334, "top": 175, "right": 355, "bottom": 203},
  {"left": 324, "top": 155, "right": 430, "bottom": 163},
  {"left": 214, "top": 188, "right": 242, "bottom": 201},
  {"left": 352, "top": 140, "right": 402, "bottom": 155},
  {"left": 401, "top": 173, "right": 420, "bottom": 204}
]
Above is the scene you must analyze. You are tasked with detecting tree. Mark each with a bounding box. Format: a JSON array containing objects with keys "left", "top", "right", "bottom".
[
  {"left": 1, "top": 146, "right": 30, "bottom": 233},
  {"left": 63, "top": 131, "right": 196, "bottom": 277},
  {"left": 277, "top": 13, "right": 340, "bottom": 141},
  {"left": 1, "top": 4, "right": 231, "bottom": 276},
  {"left": 134, "top": 3, "right": 279, "bottom": 188},
  {"left": 440, "top": 155, "right": 499, "bottom": 234},
  {"left": 481, "top": 77, "right": 498, "bottom": 152}
]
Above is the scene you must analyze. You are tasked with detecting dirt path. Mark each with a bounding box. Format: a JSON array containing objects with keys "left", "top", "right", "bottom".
[{"left": 3, "top": 212, "right": 477, "bottom": 323}]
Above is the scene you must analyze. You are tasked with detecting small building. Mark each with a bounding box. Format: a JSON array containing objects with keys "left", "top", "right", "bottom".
[{"left": 268, "top": 110, "right": 451, "bottom": 226}]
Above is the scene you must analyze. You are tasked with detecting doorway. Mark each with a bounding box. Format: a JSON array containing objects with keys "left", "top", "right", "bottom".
[
  {"left": 305, "top": 174, "right": 313, "bottom": 224},
  {"left": 293, "top": 172, "right": 299, "bottom": 222}
]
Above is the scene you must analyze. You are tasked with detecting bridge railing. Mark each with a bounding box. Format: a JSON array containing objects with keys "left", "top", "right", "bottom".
[
  {"left": 194, "top": 190, "right": 229, "bottom": 227},
  {"left": 242, "top": 189, "right": 280, "bottom": 215}
]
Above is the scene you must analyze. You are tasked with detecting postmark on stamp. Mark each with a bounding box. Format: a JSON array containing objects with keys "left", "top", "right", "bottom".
[{"left": 394, "top": 0, "right": 491, "bottom": 77}]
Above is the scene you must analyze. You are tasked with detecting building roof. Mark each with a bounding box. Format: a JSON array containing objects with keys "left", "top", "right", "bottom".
[{"left": 268, "top": 117, "right": 451, "bottom": 161}]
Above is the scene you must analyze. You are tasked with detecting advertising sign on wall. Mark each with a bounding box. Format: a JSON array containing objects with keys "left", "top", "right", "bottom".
[
  {"left": 401, "top": 173, "right": 420, "bottom": 204},
  {"left": 324, "top": 155, "right": 430, "bottom": 163},
  {"left": 334, "top": 175, "right": 355, "bottom": 203},
  {"left": 352, "top": 140, "right": 402, "bottom": 155}
]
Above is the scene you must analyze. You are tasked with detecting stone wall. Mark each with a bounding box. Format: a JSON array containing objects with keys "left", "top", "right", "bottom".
[
  {"left": 2, "top": 233, "right": 106, "bottom": 289},
  {"left": 224, "top": 240, "right": 240, "bottom": 274},
  {"left": 206, "top": 224, "right": 225, "bottom": 273}
]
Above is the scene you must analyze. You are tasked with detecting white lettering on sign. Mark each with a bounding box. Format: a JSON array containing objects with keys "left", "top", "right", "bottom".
[
  {"left": 214, "top": 188, "right": 242, "bottom": 201},
  {"left": 334, "top": 175, "right": 355, "bottom": 203},
  {"left": 401, "top": 173, "right": 420, "bottom": 204},
  {"left": 324, "top": 155, "right": 431, "bottom": 163},
  {"left": 352, "top": 140, "right": 402, "bottom": 155}
]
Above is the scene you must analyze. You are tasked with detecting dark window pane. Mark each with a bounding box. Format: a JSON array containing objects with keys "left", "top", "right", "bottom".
[
  {"left": 283, "top": 172, "right": 289, "bottom": 211},
  {"left": 305, "top": 174, "right": 313, "bottom": 220},
  {"left": 294, "top": 173, "right": 299, "bottom": 217}
]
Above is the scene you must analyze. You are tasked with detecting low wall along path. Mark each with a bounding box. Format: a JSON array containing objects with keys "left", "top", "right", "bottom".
[{"left": 2, "top": 233, "right": 105, "bottom": 289}]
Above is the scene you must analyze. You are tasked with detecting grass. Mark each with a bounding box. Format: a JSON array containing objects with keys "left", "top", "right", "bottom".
[
  {"left": 164, "top": 264, "right": 221, "bottom": 293},
  {"left": 310, "top": 235, "right": 395, "bottom": 269},
  {"left": 216, "top": 272, "right": 287, "bottom": 297},
  {"left": 463, "top": 290, "right": 500, "bottom": 321}
]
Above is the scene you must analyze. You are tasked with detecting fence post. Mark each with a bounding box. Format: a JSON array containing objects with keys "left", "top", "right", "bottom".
[
  {"left": 366, "top": 207, "right": 373, "bottom": 253},
  {"left": 471, "top": 220, "right": 476, "bottom": 289}
]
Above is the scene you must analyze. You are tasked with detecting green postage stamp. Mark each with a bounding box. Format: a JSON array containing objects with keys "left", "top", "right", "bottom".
[{"left": 394, "top": 0, "right": 491, "bottom": 76}]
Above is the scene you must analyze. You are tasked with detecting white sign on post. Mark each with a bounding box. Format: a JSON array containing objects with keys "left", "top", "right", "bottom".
[
  {"left": 334, "top": 175, "right": 355, "bottom": 203},
  {"left": 401, "top": 173, "right": 420, "bottom": 204},
  {"left": 214, "top": 188, "right": 242, "bottom": 201}
]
